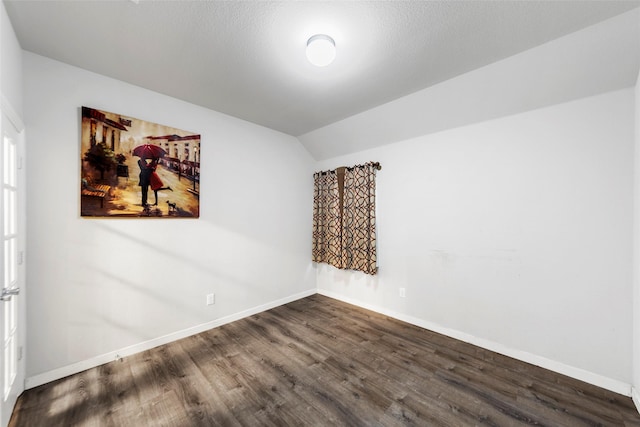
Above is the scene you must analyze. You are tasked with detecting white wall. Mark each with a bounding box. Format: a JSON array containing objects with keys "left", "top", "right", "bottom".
[
  {"left": 1, "top": 1, "right": 22, "bottom": 116},
  {"left": 23, "top": 52, "right": 316, "bottom": 384},
  {"left": 317, "top": 89, "right": 635, "bottom": 393}
]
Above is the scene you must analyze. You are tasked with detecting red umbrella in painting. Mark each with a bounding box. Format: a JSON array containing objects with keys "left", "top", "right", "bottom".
[{"left": 132, "top": 144, "right": 167, "bottom": 159}]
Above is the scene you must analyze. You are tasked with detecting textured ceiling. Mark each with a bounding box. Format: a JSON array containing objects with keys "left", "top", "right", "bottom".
[{"left": 4, "top": 1, "right": 640, "bottom": 137}]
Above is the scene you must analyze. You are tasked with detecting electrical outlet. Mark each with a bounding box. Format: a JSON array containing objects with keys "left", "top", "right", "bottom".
[
  {"left": 399, "top": 288, "right": 406, "bottom": 298},
  {"left": 206, "top": 293, "right": 215, "bottom": 305}
]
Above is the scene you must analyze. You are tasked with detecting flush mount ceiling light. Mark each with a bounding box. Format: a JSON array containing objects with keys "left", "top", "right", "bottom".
[{"left": 306, "top": 34, "right": 336, "bottom": 67}]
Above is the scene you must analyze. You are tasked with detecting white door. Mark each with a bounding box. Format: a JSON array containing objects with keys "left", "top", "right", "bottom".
[{"left": 0, "top": 108, "right": 25, "bottom": 427}]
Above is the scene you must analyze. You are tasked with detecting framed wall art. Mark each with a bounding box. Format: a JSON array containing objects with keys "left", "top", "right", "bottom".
[{"left": 80, "top": 106, "right": 200, "bottom": 218}]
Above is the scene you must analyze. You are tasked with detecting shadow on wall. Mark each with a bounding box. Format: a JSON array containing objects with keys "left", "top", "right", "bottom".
[{"left": 90, "top": 221, "right": 275, "bottom": 291}]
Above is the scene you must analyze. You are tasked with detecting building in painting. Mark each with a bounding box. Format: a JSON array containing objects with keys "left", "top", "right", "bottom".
[
  {"left": 80, "top": 107, "right": 131, "bottom": 182},
  {"left": 146, "top": 134, "right": 201, "bottom": 185},
  {"left": 81, "top": 106, "right": 130, "bottom": 152}
]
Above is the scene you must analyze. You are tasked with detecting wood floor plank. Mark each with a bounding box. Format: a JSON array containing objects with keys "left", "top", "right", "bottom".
[
  {"left": 223, "top": 316, "right": 383, "bottom": 425},
  {"left": 9, "top": 294, "right": 640, "bottom": 426}
]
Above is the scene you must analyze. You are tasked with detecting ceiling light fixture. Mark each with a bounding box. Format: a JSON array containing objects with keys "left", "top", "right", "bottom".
[{"left": 306, "top": 34, "right": 336, "bottom": 67}]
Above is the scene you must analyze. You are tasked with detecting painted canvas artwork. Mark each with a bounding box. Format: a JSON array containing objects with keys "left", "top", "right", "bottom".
[{"left": 80, "top": 106, "right": 200, "bottom": 218}]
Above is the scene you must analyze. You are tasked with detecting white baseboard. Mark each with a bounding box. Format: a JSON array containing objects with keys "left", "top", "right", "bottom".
[
  {"left": 318, "top": 289, "right": 633, "bottom": 398},
  {"left": 633, "top": 387, "right": 640, "bottom": 414},
  {"left": 25, "top": 288, "right": 317, "bottom": 389}
]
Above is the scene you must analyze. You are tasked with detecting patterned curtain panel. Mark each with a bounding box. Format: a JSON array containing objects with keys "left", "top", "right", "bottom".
[
  {"left": 341, "top": 164, "right": 377, "bottom": 275},
  {"left": 312, "top": 162, "right": 378, "bottom": 275},
  {"left": 312, "top": 171, "right": 343, "bottom": 269}
]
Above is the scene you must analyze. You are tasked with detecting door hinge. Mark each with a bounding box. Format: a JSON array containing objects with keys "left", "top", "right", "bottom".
[
  {"left": 18, "top": 346, "right": 23, "bottom": 361},
  {"left": 18, "top": 156, "right": 23, "bottom": 170},
  {"left": 18, "top": 251, "right": 24, "bottom": 265}
]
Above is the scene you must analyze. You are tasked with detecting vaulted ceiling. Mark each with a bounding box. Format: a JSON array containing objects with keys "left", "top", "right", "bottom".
[{"left": 5, "top": 1, "right": 640, "bottom": 154}]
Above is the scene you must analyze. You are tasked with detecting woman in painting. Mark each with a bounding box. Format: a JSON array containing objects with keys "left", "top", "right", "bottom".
[{"left": 149, "top": 158, "right": 172, "bottom": 205}]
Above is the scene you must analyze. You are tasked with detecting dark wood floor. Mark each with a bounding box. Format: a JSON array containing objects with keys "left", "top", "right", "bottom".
[{"left": 9, "top": 294, "right": 640, "bottom": 426}]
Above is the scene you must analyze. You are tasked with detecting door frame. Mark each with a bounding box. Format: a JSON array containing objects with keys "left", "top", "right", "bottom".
[{"left": 0, "top": 93, "right": 26, "bottom": 427}]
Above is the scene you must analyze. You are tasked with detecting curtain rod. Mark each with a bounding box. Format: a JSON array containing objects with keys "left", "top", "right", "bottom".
[{"left": 314, "top": 161, "right": 381, "bottom": 176}]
